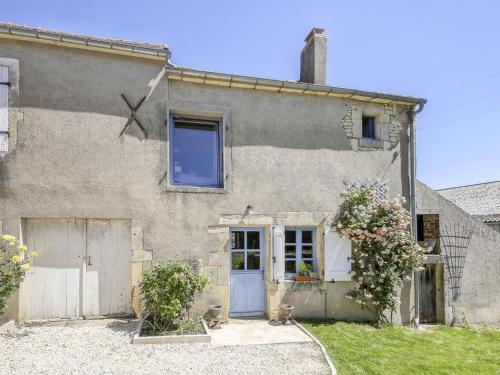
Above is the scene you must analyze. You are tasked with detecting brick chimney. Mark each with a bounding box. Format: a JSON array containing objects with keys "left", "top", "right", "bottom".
[{"left": 300, "top": 28, "right": 327, "bottom": 85}]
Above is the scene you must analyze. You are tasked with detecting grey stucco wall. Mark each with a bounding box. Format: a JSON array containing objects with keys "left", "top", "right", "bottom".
[
  {"left": 0, "top": 38, "right": 413, "bottom": 322},
  {"left": 417, "top": 181, "right": 500, "bottom": 325}
]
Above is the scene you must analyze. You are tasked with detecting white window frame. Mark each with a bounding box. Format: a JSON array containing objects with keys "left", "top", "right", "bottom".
[
  {"left": 168, "top": 115, "right": 224, "bottom": 188},
  {"left": 284, "top": 227, "right": 316, "bottom": 279}
]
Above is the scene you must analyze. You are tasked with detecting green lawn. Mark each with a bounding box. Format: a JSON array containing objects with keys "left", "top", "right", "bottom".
[{"left": 302, "top": 321, "right": 500, "bottom": 375}]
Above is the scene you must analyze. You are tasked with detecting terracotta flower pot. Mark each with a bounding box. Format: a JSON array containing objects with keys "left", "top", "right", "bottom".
[{"left": 295, "top": 274, "right": 314, "bottom": 282}]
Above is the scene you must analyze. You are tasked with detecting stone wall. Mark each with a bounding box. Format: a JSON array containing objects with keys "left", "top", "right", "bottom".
[
  {"left": 417, "top": 181, "right": 500, "bottom": 324},
  {"left": 422, "top": 214, "right": 440, "bottom": 241}
]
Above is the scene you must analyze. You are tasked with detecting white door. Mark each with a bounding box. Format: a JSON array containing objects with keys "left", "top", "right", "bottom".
[
  {"left": 84, "top": 220, "right": 131, "bottom": 317},
  {"left": 23, "top": 219, "right": 131, "bottom": 321},
  {"left": 24, "top": 219, "right": 85, "bottom": 321},
  {"left": 229, "top": 228, "right": 266, "bottom": 317}
]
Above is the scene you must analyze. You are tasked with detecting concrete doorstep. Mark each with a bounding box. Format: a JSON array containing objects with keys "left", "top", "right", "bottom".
[{"left": 209, "top": 318, "right": 312, "bottom": 346}]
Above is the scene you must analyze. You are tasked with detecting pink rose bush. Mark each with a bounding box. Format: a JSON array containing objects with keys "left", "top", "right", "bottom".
[{"left": 335, "top": 188, "right": 425, "bottom": 322}]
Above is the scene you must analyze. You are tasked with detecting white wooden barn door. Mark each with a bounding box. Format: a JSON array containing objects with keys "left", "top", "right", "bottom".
[
  {"left": 84, "top": 220, "right": 131, "bottom": 317},
  {"left": 24, "top": 219, "right": 131, "bottom": 321},
  {"left": 229, "top": 228, "right": 266, "bottom": 317},
  {"left": 24, "top": 219, "right": 85, "bottom": 321}
]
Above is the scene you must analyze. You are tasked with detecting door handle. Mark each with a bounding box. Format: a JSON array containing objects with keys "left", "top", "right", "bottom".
[{"left": 87, "top": 255, "right": 92, "bottom": 266}]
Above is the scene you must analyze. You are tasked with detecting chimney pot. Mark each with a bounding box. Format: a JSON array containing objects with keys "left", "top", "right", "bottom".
[{"left": 300, "top": 28, "right": 327, "bottom": 85}]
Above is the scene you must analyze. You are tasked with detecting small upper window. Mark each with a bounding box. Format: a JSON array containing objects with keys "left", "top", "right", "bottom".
[
  {"left": 169, "top": 116, "right": 223, "bottom": 188},
  {"left": 362, "top": 116, "right": 376, "bottom": 139}
]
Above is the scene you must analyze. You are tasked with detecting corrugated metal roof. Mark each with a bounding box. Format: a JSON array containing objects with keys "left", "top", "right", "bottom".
[{"left": 438, "top": 181, "right": 500, "bottom": 221}]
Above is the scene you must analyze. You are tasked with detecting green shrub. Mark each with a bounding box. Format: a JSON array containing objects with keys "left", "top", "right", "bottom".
[
  {"left": 1, "top": 235, "right": 37, "bottom": 314},
  {"left": 140, "top": 259, "right": 208, "bottom": 334}
]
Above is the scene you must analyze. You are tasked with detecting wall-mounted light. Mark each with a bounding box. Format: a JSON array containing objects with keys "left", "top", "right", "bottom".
[{"left": 246, "top": 204, "right": 255, "bottom": 215}]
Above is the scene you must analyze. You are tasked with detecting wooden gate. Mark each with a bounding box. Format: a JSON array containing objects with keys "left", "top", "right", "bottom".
[
  {"left": 23, "top": 219, "right": 131, "bottom": 320},
  {"left": 419, "top": 264, "right": 437, "bottom": 323}
]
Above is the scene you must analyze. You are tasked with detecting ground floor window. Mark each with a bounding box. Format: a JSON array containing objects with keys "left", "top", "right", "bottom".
[{"left": 284, "top": 227, "right": 316, "bottom": 278}]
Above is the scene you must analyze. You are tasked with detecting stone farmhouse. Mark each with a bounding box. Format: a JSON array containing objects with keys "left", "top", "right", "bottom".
[{"left": 0, "top": 23, "right": 498, "bottom": 325}]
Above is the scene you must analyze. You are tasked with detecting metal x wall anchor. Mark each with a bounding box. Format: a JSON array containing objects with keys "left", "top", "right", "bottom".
[{"left": 119, "top": 94, "right": 148, "bottom": 138}]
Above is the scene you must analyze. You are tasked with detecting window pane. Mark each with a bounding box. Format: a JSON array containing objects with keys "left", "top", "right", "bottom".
[
  {"left": 172, "top": 120, "right": 220, "bottom": 186},
  {"left": 362, "top": 117, "right": 375, "bottom": 139},
  {"left": 247, "top": 251, "right": 260, "bottom": 270},
  {"left": 247, "top": 231, "right": 260, "bottom": 249},
  {"left": 303, "top": 260, "right": 314, "bottom": 271},
  {"left": 285, "top": 260, "right": 296, "bottom": 273},
  {"left": 301, "top": 230, "right": 313, "bottom": 244},
  {"left": 231, "top": 231, "right": 244, "bottom": 250},
  {"left": 231, "top": 252, "right": 245, "bottom": 270},
  {"left": 285, "top": 245, "right": 296, "bottom": 257},
  {"left": 285, "top": 230, "right": 296, "bottom": 243},
  {"left": 302, "top": 245, "right": 313, "bottom": 258}
]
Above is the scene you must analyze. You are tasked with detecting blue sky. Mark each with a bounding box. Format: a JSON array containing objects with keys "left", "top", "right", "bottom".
[{"left": 3, "top": 0, "right": 499, "bottom": 189}]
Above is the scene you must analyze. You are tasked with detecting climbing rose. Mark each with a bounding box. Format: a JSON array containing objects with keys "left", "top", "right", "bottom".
[{"left": 334, "top": 188, "right": 425, "bottom": 323}]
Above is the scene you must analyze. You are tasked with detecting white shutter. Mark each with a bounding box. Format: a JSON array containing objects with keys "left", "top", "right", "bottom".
[
  {"left": 0, "top": 66, "right": 8, "bottom": 152},
  {"left": 272, "top": 225, "right": 285, "bottom": 282},
  {"left": 324, "top": 226, "right": 352, "bottom": 282}
]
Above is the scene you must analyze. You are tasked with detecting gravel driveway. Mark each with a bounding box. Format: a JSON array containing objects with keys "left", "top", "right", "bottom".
[{"left": 0, "top": 319, "right": 330, "bottom": 375}]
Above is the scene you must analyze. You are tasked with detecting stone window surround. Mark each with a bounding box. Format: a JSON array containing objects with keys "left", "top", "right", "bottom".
[
  {"left": 0, "top": 57, "right": 21, "bottom": 154},
  {"left": 163, "top": 101, "right": 232, "bottom": 194},
  {"left": 341, "top": 100, "right": 403, "bottom": 151},
  {"left": 205, "top": 212, "right": 333, "bottom": 320},
  {"left": 214, "top": 211, "right": 332, "bottom": 282}
]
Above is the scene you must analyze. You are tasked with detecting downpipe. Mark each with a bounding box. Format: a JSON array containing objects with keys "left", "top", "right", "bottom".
[{"left": 409, "top": 102, "right": 425, "bottom": 329}]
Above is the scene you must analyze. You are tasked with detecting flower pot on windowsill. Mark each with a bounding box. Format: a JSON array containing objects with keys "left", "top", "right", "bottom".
[{"left": 295, "top": 274, "right": 314, "bottom": 282}]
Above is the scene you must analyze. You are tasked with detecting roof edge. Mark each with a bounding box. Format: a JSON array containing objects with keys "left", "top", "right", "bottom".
[
  {"left": 165, "top": 66, "right": 426, "bottom": 105},
  {"left": 437, "top": 180, "right": 500, "bottom": 191},
  {"left": 0, "top": 22, "right": 170, "bottom": 60}
]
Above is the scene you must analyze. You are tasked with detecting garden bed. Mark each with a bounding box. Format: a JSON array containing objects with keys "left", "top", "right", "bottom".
[{"left": 132, "top": 317, "right": 211, "bottom": 344}]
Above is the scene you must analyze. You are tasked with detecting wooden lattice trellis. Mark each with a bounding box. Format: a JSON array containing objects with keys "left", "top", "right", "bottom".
[{"left": 343, "top": 178, "right": 390, "bottom": 201}]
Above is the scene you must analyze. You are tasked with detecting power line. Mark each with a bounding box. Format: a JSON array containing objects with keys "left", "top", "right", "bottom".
[
  {"left": 421, "top": 88, "right": 500, "bottom": 118},
  {"left": 419, "top": 104, "right": 500, "bottom": 131},
  {"left": 430, "top": 72, "right": 500, "bottom": 102}
]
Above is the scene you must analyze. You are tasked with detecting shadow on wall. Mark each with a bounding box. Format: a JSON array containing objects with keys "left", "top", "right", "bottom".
[
  {"left": 0, "top": 40, "right": 406, "bottom": 151},
  {"left": 281, "top": 282, "right": 377, "bottom": 322}
]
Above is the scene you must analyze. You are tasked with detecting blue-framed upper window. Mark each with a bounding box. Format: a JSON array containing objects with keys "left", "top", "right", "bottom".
[
  {"left": 169, "top": 116, "right": 223, "bottom": 188},
  {"left": 362, "top": 116, "right": 376, "bottom": 139}
]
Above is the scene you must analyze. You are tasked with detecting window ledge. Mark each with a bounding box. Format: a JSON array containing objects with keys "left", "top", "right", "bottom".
[
  {"left": 166, "top": 185, "right": 228, "bottom": 194},
  {"left": 359, "top": 138, "right": 384, "bottom": 149},
  {"left": 283, "top": 279, "right": 322, "bottom": 284}
]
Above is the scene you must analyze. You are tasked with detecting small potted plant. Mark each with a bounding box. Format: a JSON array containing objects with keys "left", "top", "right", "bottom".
[{"left": 295, "top": 261, "right": 313, "bottom": 281}]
